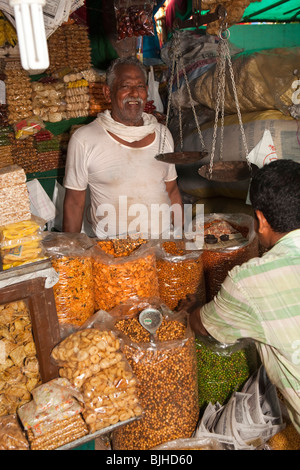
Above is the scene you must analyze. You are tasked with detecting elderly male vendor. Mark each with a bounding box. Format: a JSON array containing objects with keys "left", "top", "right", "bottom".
[{"left": 62, "top": 57, "right": 183, "bottom": 238}]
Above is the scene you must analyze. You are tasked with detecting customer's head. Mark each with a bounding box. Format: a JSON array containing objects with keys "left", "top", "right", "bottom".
[
  {"left": 103, "top": 57, "right": 148, "bottom": 126},
  {"left": 250, "top": 159, "right": 300, "bottom": 246}
]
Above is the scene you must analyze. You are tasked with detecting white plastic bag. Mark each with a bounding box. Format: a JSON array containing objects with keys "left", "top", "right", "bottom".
[{"left": 147, "top": 66, "right": 164, "bottom": 113}]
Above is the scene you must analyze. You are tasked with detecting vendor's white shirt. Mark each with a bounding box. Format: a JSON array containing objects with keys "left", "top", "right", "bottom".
[{"left": 64, "top": 117, "right": 178, "bottom": 238}]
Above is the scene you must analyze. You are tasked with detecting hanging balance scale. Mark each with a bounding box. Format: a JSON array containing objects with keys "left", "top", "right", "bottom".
[
  {"left": 155, "top": 27, "right": 209, "bottom": 165},
  {"left": 198, "top": 23, "right": 258, "bottom": 182}
]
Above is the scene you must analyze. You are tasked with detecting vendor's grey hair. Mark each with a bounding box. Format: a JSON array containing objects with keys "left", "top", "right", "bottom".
[{"left": 106, "top": 57, "right": 148, "bottom": 88}]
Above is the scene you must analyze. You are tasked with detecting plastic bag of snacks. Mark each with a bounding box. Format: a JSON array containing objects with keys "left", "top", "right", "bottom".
[
  {"left": 0, "top": 415, "right": 29, "bottom": 450},
  {"left": 13, "top": 115, "right": 45, "bottom": 140},
  {"left": 195, "top": 335, "right": 258, "bottom": 411},
  {"left": 111, "top": 300, "right": 199, "bottom": 450},
  {"left": 202, "top": 213, "right": 259, "bottom": 301},
  {"left": 18, "top": 378, "right": 85, "bottom": 438},
  {"left": 0, "top": 216, "right": 48, "bottom": 270},
  {"left": 114, "top": 0, "right": 155, "bottom": 40},
  {"left": 51, "top": 318, "right": 143, "bottom": 434},
  {"left": 93, "top": 239, "right": 159, "bottom": 312},
  {"left": 43, "top": 233, "right": 95, "bottom": 327},
  {"left": 151, "top": 436, "right": 224, "bottom": 450},
  {"left": 156, "top": 239, "right": 206, "bottom": 310}
]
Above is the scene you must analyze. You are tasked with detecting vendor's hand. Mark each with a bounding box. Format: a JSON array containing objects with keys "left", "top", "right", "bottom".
[
  {"left": 189, "top": 307, "right": 209, "bottom": 337},
  {"left": 176, "top": 294, "right": 201, "bottom": 314},
  {"left": 177, "top": 294, "right": 208, "bottom": 337}
]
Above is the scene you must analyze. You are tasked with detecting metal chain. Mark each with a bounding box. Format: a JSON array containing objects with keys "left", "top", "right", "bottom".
[
  {"left": 208, "top": 26, "right": 251, "bottom": 177},
  {"left": 160, "top": 45, "right": 177, "bottom": 154},
  {"left": 208, "top": 37, "right": 225, "bottom": 177},
  {"left": 176, "top": 56, "right": 184, "bottom": 152},
  {"left": 160, "top": 31, "right": 206, "bottom": 154},
  {"left": 223, "top": 36, "right": 251, "bottom": 168},
  {"left": 179, "top": 53, "right": 206, "bottom": 150}
]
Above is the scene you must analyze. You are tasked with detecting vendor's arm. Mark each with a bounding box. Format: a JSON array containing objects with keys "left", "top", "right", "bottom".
[
  {"left": 186, "top": 269, "right": 266, "bottom": 345},
  {"left": 63, "top": 188, "right": 86, "bottom": 232},
  {"left": 165, "top": 179, "right": 184, "bottom": 227}
]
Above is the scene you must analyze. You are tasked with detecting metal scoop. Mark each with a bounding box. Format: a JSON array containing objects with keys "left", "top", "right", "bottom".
[{"left": 139, "top": 308, "right": 163, "bottom": 345}]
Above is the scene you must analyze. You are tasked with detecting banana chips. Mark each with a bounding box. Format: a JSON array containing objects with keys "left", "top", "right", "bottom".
[{"left": 0, "top": 217, "right": 47, "bottom": 270}]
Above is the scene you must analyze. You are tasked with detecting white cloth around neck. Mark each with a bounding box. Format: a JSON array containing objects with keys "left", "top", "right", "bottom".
[{"left": 96, "top": 110, "right": 158, "bottom": 142}]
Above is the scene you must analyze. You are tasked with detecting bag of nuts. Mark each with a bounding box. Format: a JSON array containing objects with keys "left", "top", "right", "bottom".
[
  {"left": 92, "top": 240, "right": 159, "bottom": 312},
  {"left": 156, "top": 240, "right": 206, "bottom": 310},
  {"left": 110, "top": 302, "right": 200, "bottom": 450}
]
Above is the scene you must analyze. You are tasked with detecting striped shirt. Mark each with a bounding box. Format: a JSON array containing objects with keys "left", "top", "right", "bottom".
[{"left": 200, "top": 229, "right": 300, "bottom": 433}]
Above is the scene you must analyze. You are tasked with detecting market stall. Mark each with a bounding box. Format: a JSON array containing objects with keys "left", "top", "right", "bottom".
[{"left": 0, "top": 0, "right": 299, "bottom": 452}]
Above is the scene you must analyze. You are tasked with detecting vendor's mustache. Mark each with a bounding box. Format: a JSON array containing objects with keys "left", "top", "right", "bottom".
[{"left": 123, "top": 97, "right": 144, "bottom": 106}]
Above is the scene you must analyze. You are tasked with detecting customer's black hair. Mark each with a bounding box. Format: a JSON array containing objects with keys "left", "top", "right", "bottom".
[{"left": 249, "top": 159, "right": 300, "bottom": 233}]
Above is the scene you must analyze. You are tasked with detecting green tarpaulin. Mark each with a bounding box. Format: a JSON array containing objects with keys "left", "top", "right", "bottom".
[{"left": 243, "top": 0, "right": 300, "bottom": 23}]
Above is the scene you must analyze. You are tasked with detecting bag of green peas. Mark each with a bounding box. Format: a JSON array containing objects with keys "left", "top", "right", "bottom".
[{"left": 195, "top": 335, "right": 259, "bottom": 411}]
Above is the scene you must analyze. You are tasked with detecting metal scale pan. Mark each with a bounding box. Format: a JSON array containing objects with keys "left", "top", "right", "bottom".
[
  {"left": 198, "top": 161, "right": 259, "bottom": 182},
  {"left": 155, "top": 150, "right": 208, "bottom": 165}
]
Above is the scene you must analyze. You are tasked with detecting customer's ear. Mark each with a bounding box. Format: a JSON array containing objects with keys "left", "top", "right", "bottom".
[{"left": 255, "top": 210, "right": 270, "bottom": 234}]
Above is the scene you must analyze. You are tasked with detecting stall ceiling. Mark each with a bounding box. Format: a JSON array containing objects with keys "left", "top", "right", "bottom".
[{"left": 242, "top": 0, "right": 300, "bottom": 23}]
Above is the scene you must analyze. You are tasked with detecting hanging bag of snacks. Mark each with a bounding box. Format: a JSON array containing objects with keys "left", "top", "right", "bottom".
[
  {"left": 202, "top": 213, "right": 259, "bottom": 301},
  {"left": 195, "top": 334, "right": 259, "bottom": 411},
  {"left": 110, "top": 299, "right": 199, "bottom": 450},
  {"left": 155, "top": 239, "right": 206, "bottom": 310},
  {"left": 114, "top": 0, "right": 155, "bottom": 41},
  {"left": 92, "top": 239, "right": 159, "bottom": 312},
  {"left": 43, "top": 233, "right": 95, "bottom": 327}
]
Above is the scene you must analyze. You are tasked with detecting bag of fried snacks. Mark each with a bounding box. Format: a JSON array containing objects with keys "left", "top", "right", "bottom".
[
  {"left": 155, "top": 239, "right": 206, "bottom": 310},
  {"left": 111, "top": 302, "right": 199, "bottom": 450},
  {"left": 51, "top": 323, "right": 143, "bottom": 433},
  {"left": 18, "top": 378, "right": 85, "bottom": 438},
  {"left": 92, "top": 239, "right": 159, "bottom": 312},
  {"left": 0, "top": 216, "right": 48, "bottom": 269},
  {"left": 0, "top": 415, "right": 29, "bottom": 450},
  {"left": 43, "top": 232, "right": 96, "bottom": 327},
  {"left": 13, "top": 115, "right": 45, "bottom": 140}
]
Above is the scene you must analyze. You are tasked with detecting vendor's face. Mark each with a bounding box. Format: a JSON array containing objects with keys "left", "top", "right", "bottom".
[{"left": 105, "top": 64, "right": 148, "bottom": 126}]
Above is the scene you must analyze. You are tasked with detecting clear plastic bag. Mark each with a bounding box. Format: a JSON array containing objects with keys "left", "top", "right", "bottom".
[
  {"left": 156, "top": 239, "right": 206, "bottom": 310},
  {"left": 114, "top": 0, "right": 155, "bottom": 40},
  {"left": 13, "top": 115, "right": 45, "bottom": 140},
  {"left": 92, "top": 241, "right": 159, "bottom": 312},
  {"left": 0, "top": 415, "right": 29, "bottom": 450},
  {"left": 0, "top": 216, "right": 48, "bottom": 269},
  {"left": 43, "top": 233, "right": 96, "bottom": 327},
  {"left": 195, "top": 334, "right": 259, "bottom": 410},
  {"left": 18, "top": 378, "right": 84, "bottom": 437},
  {"left": 51, "top": 318, "right": 143, "bottom": 434},
  {"left": 202, "top": 213, "right": 259, "bottom": 301},
  {"left": 151, "top": 436, "right": 225, "bottom": 450},
  {"left": 111, "top": 303, "right": 199, "bottom": 450}
]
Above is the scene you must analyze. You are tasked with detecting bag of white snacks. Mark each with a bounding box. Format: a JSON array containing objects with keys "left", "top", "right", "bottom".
[{"left": 51, "top": 320, "right": 143, "bottom": 434}]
